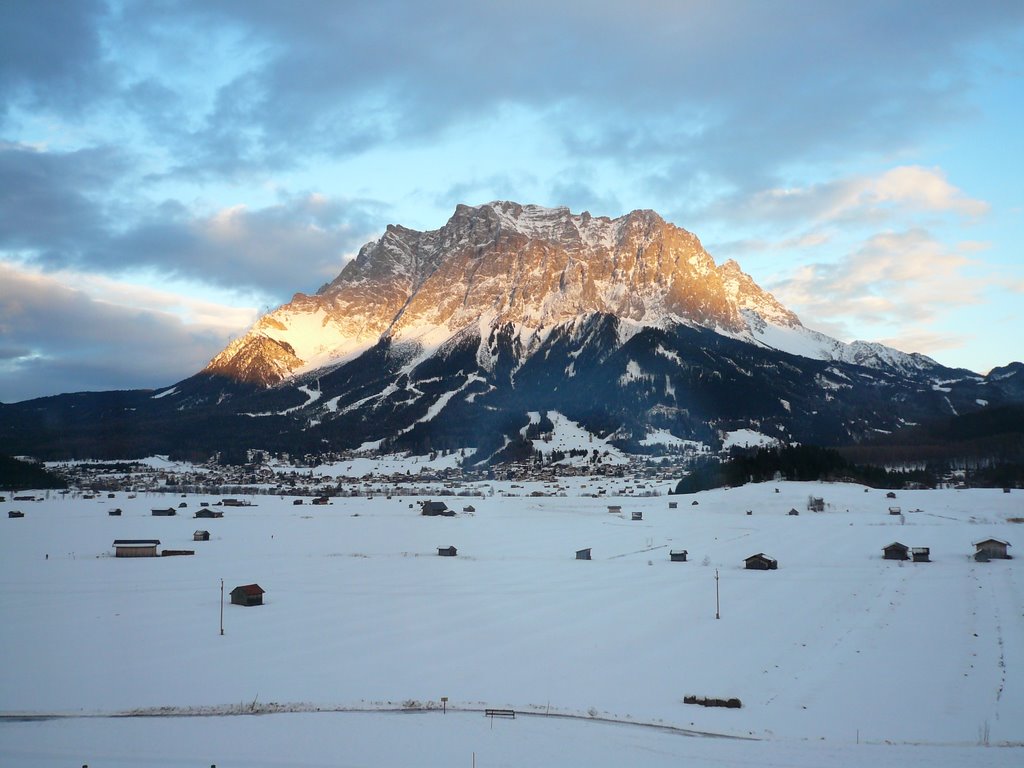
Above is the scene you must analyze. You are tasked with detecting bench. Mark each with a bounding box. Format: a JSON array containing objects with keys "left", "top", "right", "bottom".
[{"left": 484, "top": 709, "right": 515, "bottom": 719}]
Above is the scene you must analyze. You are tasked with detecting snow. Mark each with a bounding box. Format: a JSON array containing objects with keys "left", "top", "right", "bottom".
[
  {"left": 150, "top": 386, "right": 178, "bottom": 399},
  {"left": 2, "top": 483, "right": 1022, "bottom": 766},
  {"left": 722, "top": 429, "right": 779, "bottom": 449},
  {"left": 524, "top": 411, "right": 630, "bottom": 465},
  {"left": 639, "top": 430, "right": 701, "bottom": 449}
]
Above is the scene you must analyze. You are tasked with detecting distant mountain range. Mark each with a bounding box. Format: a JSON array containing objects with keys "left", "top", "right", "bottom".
[{"left": 3, "top": 201, "right": 1023, "bottom": 462}]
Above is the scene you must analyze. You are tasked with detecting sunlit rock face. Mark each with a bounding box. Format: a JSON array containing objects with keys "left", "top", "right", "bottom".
[{"left": 206, "top": 201, "right": 799, "bottom": 385}]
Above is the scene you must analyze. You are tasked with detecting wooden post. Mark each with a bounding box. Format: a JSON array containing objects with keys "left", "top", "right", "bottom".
[
  {"left": 715, "top": 569, "right": 720, "bottom": 620},
  {"left": 220, "top": 579, "right": 224, "bottom": 635}
]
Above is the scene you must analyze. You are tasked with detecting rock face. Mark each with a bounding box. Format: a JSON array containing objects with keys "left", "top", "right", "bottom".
[{"left": 204, "top": 202, "right": 815, "bottom": 386}]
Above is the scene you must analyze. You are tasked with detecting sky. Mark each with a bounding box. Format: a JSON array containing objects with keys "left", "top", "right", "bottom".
[{"left": 1, "top": 0, "right": 1023, "bottom": 403}]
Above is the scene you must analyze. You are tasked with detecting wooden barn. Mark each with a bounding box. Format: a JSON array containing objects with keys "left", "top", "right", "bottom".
[
  {"left": 8, "top": 510, "right": 25, "bottom": 518},
  {"left": 911, "top": 547, "right": 930, "bottom": 562},
  {"left": 669, "top": 549, "right": 688, "bottom": 562},
  {"left": 788, "top": 508, "right": 799, "bottom": 516},
  {"left": 230, "top": 584, "right": 265, "bottom": 606},
  {"left": 195, "top": 509, "right": 224, "bottom": 518},
  {"left": 193, "top": 530, "right": 210, "bottom": 541},
  {"left": 744, "top": 553, "right": 777, "bottom": 570},
  {"left": 437, "top": 546, "right": 458, "bottom": 557},
  {"left": 113, "top": 539, "right": 160, "bottom": 558},
  {"left": 886, "top": 491, "right": 897, "bottom": 499},
  {"left": 607, "top": 505, "right": 622, "bottom": 514},
  {"left": 973, "top": 539, "right": 1011, "bottom": 560},
  {"left": 462, "top": 505, "right": 476, "bottom": 513},
  {"left": 632, "top": 510, "right": 643, "bottom": 521},
  {"left": 883, "top": 542, "right": 910, "bottom": 560},
  {"left": 108, "top": 508, "right": 122, "bottom": 516},
  {"left": 669, "top": 501, "right": 678, "bottom": 509},
  {"left": 576, "top": 548, "right": 592, "bottom": 560},
  {"left": 889, "top": 506, "right": 902, "bottom": 516},
  {"left": 151, "top": 508, "right": 176, "bottom": 516},
  {"left": 421, "top": 501, "right": 454, "bottom": 517}
]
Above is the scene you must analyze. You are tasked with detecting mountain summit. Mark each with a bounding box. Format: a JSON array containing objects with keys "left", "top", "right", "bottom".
[{"left": 206, "top": 202, "right": 813, "bottom": 386}]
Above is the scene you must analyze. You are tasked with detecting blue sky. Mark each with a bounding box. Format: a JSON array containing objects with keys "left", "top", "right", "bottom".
[{"left": 1, "top": 0, "right": 1023, "bottom": 402}]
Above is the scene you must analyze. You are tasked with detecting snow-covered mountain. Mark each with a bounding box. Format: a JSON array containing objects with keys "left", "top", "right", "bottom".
[
  {"left": 206, "top": 202, "right": 939, "bottom": 386},
  {"left": 4, "top": 202, "right": 1022, "bottom": 462}
]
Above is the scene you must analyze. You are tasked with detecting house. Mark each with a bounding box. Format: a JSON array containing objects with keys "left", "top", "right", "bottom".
[
  {"left": 421, "top": 501, "right": 454, "bottom": 516},
  {"left": 911, "top": 547, "right": 930, "bottom": 562},
  {"left": 193, "top": 530, "right": 210, "bottom": 541},
  {"left": 882, "top": 542, "right": 909, "bottom": 561},
  {"left": 177, "top": 501, "right": 188, "bottom": 508},
  {"left": 888, "top": 506, "right": 902, "bottom": 515},
  {"left": 437, "top": 546, "right": 458, "bottom": 557},
  {"left": 576, "top": 548, "right": 592, "bottom": 560},
  {"left": 222, "top": 499, "right": 251, "bottom": 507},
  {"left": 8, "top": 510, "right": 24, "bottom": 518},
  {"left": 669, "top": 550, "right": 688, "bottom": 562},
  {"left": 230, "top": 584, "right": 265, "bottom": 606},
  {"left": 788, "top": 508, "right": 799, "bottom": 516},
  {"left": 463, "top": 505, "right": 476, "bottom": 513},
  {"left": 886, "top": 491, "right": 897, "bottom": 499},
  {"left": 195, "top": 509, "right": 224, "bottom": 518},
  {"left": 632, "top": 511, "right": 643, "bottom": 521},
  {"left": 108, "top": 508, "right": 122, "bottom": 516},
  {"left": 974, "top": 539, "right": 1011, "bottom": 560},
  {"left": 744, "top": 553, "right": 777, "bottom": 570},
  {"left": 607, "top": 505, "right": 622, "bottom": 514},
  {"left": 113, "top": 539, "right": 160, "bottom": 558},
  {"left": 151, "top": 508, "right": 176, "bottom": 516}
]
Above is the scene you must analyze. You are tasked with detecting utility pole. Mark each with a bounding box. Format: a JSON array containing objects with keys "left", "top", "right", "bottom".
[
  {"left": 715, "top": 569, "right": 720, "bottom": 620},
  {"left": 220, "top": 578, "right": 225, "bottom": 635}
]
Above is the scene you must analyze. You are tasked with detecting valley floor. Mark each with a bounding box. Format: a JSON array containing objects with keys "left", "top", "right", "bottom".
[{"left": 1, "top": 480, "right": 1021, "bottom": 766}]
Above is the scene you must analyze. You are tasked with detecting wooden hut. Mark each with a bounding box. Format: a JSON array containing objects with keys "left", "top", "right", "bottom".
[
  {"left": 632, "top": 510, "right": 643, "bottom": 521},
  {"left": 195, "top": 509, "right": 224, "bottom": 518},
  {"left": 788, "top": 508, "right": 799, "bottom": 516},
  {"left": 151, "top": 508, "right": 176, "bottom": 516},
  {"left": 108, "top": 508, "right": 122, "bottom": 516},
  {"left": 8, "top": 510, "right": 25, "bottom": 518},
  {"left": 462, "top": 505, "right": 476, "bottom": 513},
  {"left": 576, "top": 548, "right": 592, "bottom": 560},
  {"left": 888, "top": 506, "right": 902, "bottom": 516},
  {"left": 421, "top": 500, "right": 454, "bottom": 516},
  {"left": 113, "top": 539, "right": 160, "bottom": 558},
  {"left": 230, "top": 584, "right": 265, "bottom": 606},
  {"left": 668, "top": 501, "right": 678, "bottom": 509},
  {"left": 193, "top": 530, "right": 210, "bottom": 541},
  {"left": 882, "top": 542, "right": 909, "bottom": 560},
  {"left": 911, "top": 547, "right": 930, "bottom": 562},
  {"left": 607, "top": 505, "right": 622, "bottom": 514},
  {"left": 886, "top": 491, "right": 897, "bottom": 499},
  {"left": 437, "top": 546, "right": 458, "bottom": 557},
  {"left": 744, "top": 553, "right": 777, "bottom": 570},
  {"left": 973, "top": 539, "right": 1011, "bottom": 560},
  {"left": 669, "top": 550, "right": 688, "bottom": 562}
]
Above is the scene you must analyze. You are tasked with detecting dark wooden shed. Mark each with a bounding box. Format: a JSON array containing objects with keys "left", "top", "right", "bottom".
[
  {"left": 193, "top": 530, "right": 210, "bottom": 541},
  {"left": 744, "top": 553, "right": 777, "bottom": 570},
  {"left": 576, "top": 548, "right": 592, "bottom": 560},
  {"left": 108, "top": 508, "right": 122, "bottom": 516},
  {"left": 788, "top": 508, "right": 799, "bottom": 516},
  {"left": 911, "top": 547, "right": 930, "bottom": 563},
  {"left": 632, "top": 510, "right": 643, "bottom": 521},
  {"left": 888, "top": 506, "right": 902, "bottom": 516},
  {"left": 151, "top": 508, "right": 176, "bottom": 516},
  {"left": 421, "top": 501, "right": 454, "bottom": 516},
  {"left": 437, "top": 546, "right": 458, "bottom": 557},
  {"left": 113, "top": 539, "right": 160, "bottom": 558},
  {"left": 669, "top": 550, "right": 688, "bottom": 562},
  {"left": 195, "top": 509, "right": 224, "bottom": 518},
  {"left": 8, "top": 510, "right": 25, "bottom": 518},
  {"left": 882, "top": 542, "right": 909, "bottom": 560},
  {"left": 230, "top": 584, "right": 265, "bottom": 606},
  {"left": 669, "top": 501, "right": 678, "bottom": 509},
  {"left": 973, "top": 539, "right": 1011, "bottom": 560}
]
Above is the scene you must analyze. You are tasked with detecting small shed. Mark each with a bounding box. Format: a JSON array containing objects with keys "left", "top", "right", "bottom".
[
  {"left": 151, "top": 508, "right": 176, "bottom": 516},
  {"left": 691, "top": 500, "right": 699, "bottom": 506},
  {"left": 311, "top": 496, "right": 330, "bottom": 505},
  {"left": 8, "top": 510, "right": 25, "bottom": 518},
  {"left": 576, "top": 548, "right": 592, "bottom": 560},
  {"left": 886, "top": 491, "right": 897, "bottom": 499},
  {"left": 669, "top": 549, "right": 688, "bottom": 562},
  {"left": 113, "top": 539, "right": 160, "bottom": 558},
  {"left": 888, "top": 506, "right": 902, "bottom": 516},
  {"left": 632, "top": 510, "right": 643, "bottom": 521},
  {"left": 421, "top": 501, "right": 454, "bottom": 517},
  {"left": 193, "top": 530, "right": 210, "bottom": 541},
  {"left": 292, "top": 499, "right": 304, "bottom": 505},
  {"left": 178, "top": 501, "right": 188, "bottom": 508},
  {"left": 230, "top": 584, "right": 265, "bottom": 606},
  {"left": 744, "top": 553, "right": 777, "bottom": 570},
  {"left": 668, "top": 501, "right": 678, "bottom": 509},
  {"left": 973, "top": 539, "right": 1011, "bottom": 560},
  {"left": 787, "top": 508, "right": 799, "bottom": 516},
  {"left": 195, "top": 509, "right": 224, "bottom": 518},
  {"left": 607, "top": 505, "right": 622, "bottom": 514},
  {"left": 1003, "top": 487, "right": 1011, "bottom": 494},
  {"left": 882, "top": 542, "right": 909, "bottom": 561},
  {"left": 911, "top": 547, "right": 930, "bottom": 563},
  {"left": 108, "top": 508, "right": 122, "bottom": 516},
  {"left": 463, "top": 505, "right": 476, "bottom": 513},
  {"left": 437, "top": 546, "right": 458, "bottom": 557}
]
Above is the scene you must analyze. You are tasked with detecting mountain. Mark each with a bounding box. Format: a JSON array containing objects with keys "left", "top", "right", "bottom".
[{"left": 2, "top": 202, "right": 1023, "bottom": 462}]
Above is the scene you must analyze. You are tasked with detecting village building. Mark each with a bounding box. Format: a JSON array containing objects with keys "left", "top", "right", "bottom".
[
  {"left": 193, "top": 530, "right": 210, "bottom": 541},
  {"left": 437, "top": 546, "right": 458, "bottom": 557},
  {"left": 973, "top": 539, "right": 1011, "bottom": 561},
  {"left": 744, "top": 553, "right": 778, "bottom": 570},
  {"left": 882, "top": 542, "right": 909, "bottom": 560},
  {"left": 230, "top": 584, "right": 265, "bottom": 606},
  {"left": 195, "top": 509, "right": 224, "bottom": 518},
  {"left": 669, "top": 550, "right": 688, "bottom": 562},
  {"left": 807, "top": 496, "right": 825, "bottom": 512},
  {"left": 113, "top": 539, "right": 160, "bottom": 558}
]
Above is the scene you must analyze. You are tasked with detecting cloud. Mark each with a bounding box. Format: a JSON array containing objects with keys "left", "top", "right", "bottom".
[
  {"left": 769, "top": 229, "right": 986, "bottom": 342},
  {"left": 0, "top": 263, "right": 254, "bottom": 403}
]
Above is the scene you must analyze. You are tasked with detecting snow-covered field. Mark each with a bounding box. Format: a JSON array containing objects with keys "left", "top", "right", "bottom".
[{"left": 1, "top": 481, "right": 1022, "bottom": 766}]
